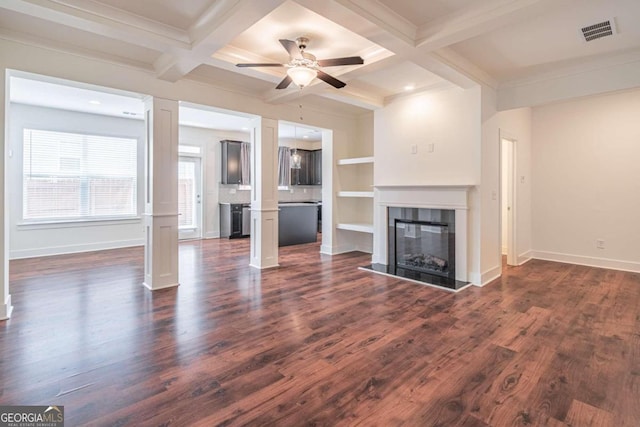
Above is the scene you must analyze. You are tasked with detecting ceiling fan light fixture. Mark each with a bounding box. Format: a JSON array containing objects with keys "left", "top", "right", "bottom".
[{"left": 287, "top": 66, "right": 317, "bottom": 88}]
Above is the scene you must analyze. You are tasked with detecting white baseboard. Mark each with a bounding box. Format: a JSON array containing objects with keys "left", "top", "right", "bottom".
[
  {"left": 0, "top": 294, "right": 12, "bottom": 320},
  {"left": 531, "top": 250, "right": 640, "bottom": 273},
  {"left": 204, "top": 231, "right": 220, "bottom": 239},
  {"left": 468, "top": 272, "right": 482, "bottom": 286},
  {"left": 10, "top": 239, "right": 145, "bottom": 260},
  {"left": 320, "top": 244, "right": 357, "bottom": 256},
  {"left": 472, "top": 265, "right": 502, "bottom": 287},
  {"left": 518, "top": 250, "right": 533, "bottom": 265},
  {"left": 354, "top": 243, "right": 373, "bottom": 254}
]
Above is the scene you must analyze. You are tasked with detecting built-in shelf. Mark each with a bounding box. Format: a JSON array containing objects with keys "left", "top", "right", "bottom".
[
  {"left": 337, "top": 191, "right": 374, "bottom": 198},
  {"left": 336, "top": 223, "right": 374, "bottom": 233},
  {"left": 337, "top": 156, "right": 374, "bottom": 166}
]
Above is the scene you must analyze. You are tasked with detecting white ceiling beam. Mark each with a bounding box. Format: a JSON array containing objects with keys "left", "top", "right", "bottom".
[
  {"left": 330, "top": 0, "right": 417, "bottom": 46},
  {"left": 1, "top": 0, "right": 190, "bottom": 51},
  {"left": 0, "top": 27, "right": 154, "bottom": 71},
  {"left": 295, "top": 0, "right": 481, "bottom": 90},
  {"left": 319, "top": 87, "right": 385, "bottom": 110},
  {"left": 429, "top": 47, "right": 498, "bottom": 89},
  {"left": 155, "top": 0, "right": 287, "bottom": 82},
  {"left": 415, "top": 0, "right": 556, "bottom": 51}
]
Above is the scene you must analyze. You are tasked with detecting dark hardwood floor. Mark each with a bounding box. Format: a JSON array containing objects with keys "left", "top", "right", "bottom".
[{"left": 1, "top": 238, "right": 639, "bottom": 426}]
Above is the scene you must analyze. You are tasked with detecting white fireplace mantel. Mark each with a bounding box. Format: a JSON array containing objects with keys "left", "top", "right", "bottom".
[{"left": 372, "top": 185, "right": 474, "bottom": 282}]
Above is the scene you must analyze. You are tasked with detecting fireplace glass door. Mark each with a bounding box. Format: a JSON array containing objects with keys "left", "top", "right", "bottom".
[{"left": 395, "top": 219, "right": 450, "bottom": 277}]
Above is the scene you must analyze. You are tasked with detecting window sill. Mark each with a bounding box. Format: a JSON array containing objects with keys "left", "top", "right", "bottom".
[{"left": 17, "top": 217, "right": 142, "bottom": 230}]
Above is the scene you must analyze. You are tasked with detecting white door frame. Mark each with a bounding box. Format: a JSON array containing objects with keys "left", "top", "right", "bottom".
[
  {"left": 500, "top": 132, "right": 517, "bottom": 266},
  {"left": 178, "top": 155, "right": 202, "bottom": 240}
]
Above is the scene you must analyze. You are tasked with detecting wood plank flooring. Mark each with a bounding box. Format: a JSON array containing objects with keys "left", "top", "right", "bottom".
[{"left": 1, "top": 238, "right": 639, "bottom": 426}]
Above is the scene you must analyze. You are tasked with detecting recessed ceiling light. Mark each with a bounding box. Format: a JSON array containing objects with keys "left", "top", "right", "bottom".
[
  {"left": 404, "top": 84, "right": 415, "bottom": 91},
  {"left": 303, "top": 135, "right": 309, "bottom": 139},
  {"left": 241, "top": 127, "right": 249, "bottom": 130},
  {"left": 89, "top": 100, "right": 101, "bottom": 105}
]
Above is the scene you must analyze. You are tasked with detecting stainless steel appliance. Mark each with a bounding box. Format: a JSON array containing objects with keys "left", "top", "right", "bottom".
[
  {"left": 242, "top": 205, "right": 251, "bottom": 236},
  {"left": 220, "top": 203, "right": 250, "bottom": 238}
]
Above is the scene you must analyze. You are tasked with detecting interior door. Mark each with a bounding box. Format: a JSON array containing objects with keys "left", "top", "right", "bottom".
[{"left": 178, "top": 156, "right": 202, "bottom": 240}]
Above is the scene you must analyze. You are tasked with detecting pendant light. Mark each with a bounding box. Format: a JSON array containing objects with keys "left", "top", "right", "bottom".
[{"left": 291, "top": 141, "right": 302, "bottom": 169}]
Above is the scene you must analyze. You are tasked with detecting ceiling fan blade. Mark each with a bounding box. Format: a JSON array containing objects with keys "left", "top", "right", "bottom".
[
  {"left": 317, "top": 56, "right": 364, "bottom": 67},
  {"left": 236, "top": 63, "right": 284, "bottom": 67},
  {"left": 279, "top": 39, "right": 301, "bottom": 58},
  {"left": 275, "top": 75, "right": 293, "bottom": 90},
  {"left": 316, "top": 70, "right": 346, "bottom": 89}
]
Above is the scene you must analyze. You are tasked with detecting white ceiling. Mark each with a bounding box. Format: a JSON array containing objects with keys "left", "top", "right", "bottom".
[{"left": 2, "top": 0, "right": 640, "bottom": 111}]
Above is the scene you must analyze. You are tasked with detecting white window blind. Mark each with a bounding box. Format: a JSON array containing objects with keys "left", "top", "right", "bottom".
[{"left": 23, "top": 129, "right": 138, "bottom": 221}]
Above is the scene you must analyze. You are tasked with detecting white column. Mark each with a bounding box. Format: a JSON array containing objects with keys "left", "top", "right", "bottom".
[
  {"left": 249, "top": 117, "right": 279, "bottom": 269},
  {"left": 0, "top": 70, "right": 12, "bottom": 320},
  {"left": 143, "top": 97, "right": 179, "bottom": 290},
  {"left": 319, "top": 130, "right": 334, "bottom": 255}
]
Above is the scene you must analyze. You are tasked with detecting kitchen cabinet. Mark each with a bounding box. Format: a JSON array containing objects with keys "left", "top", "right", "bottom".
[
  {"left": 290, "top": 149, "right": 322, "bottom": 186},
  {"left": 311, "top": 149, "right": 322, "bottom": 185},
  {"left": 220, "top": 140, "right": 242, "bottom": 184},
  {"left": 221, "top": 140, "right": 251, "bottom": 185},
  {"left": 278, "top": 203, "right": 318, "bottom": 246}
]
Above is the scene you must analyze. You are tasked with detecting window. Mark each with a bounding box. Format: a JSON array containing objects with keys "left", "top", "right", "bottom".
[
  {"left": 178, "top": 160, "right": 196, "bottom": 228},
  {"left": 23, "top": 129, "right": 138, "bottom": 222}
]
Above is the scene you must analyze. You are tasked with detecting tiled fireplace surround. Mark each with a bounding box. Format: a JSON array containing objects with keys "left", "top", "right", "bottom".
[{"left": 372, "top": 185, "right": 472, "bottom": 283}]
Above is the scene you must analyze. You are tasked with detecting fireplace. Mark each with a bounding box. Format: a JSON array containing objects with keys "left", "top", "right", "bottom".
[
  {"left": 363, "top": 186, "right": 472, "bottom": 291},
  {"left": 387, "top": 206, "right": 457, "bottom": 283},
  {"left": 394, "top": 219, "right": 453, "bottom": 278}
]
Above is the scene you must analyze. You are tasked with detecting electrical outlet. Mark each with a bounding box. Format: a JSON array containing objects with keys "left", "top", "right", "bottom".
[
  {"left": 229, "top": 188, "right": 236, "bottom": 194},
  {"left": 596, "top": 239, "right": 605, "bottom": 249},
  {"left": 411, "top": 144, "right": 418, "bottom": 154},
  {"left": 427, "top": 143, "right": 435, "bottom": 153}
]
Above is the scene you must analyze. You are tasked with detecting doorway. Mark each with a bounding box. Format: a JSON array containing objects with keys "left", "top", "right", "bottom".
[
  {"left": 501, "top": 137, "right": 516, "bottom": 266},
  {"left": 178, "top": 156, "right": 202, "bottom": 240}
]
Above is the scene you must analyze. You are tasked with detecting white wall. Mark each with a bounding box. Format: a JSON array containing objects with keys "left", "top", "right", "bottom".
[
  {"left": 531, "top": 88, "right": 640, "bottom": 272},
  {"left": 501, "top": 139, "right": 510, "bottom": 254},
  {"left": 374, "top": 86, "right": 481, "bottom": 186},
  {"left": 8, "top": 103, "right": 145, "bottom": 258},
  {"left": 374, "top": 86, "right": 482, "bottom": 279},
  {"left": 178, "top": 125, "right": 250, "bottom": 239},
  {"left": 1, "top": 38, "right": 364, "bottom": 258},
  {"left": 479, "top": 87, "right": 532, "bottom": 284},
  {"left": 497, "top": 108, "right": 533, "bottom": 264}
]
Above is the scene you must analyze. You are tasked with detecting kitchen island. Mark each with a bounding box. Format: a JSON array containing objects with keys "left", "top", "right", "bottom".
[{"left": 278, "top": 203, "right": 318, "bottom": 246}]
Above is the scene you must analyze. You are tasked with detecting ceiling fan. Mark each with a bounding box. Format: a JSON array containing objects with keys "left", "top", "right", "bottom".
[{"left": 236, "top": 37, "right": 364, "bottom": 90}]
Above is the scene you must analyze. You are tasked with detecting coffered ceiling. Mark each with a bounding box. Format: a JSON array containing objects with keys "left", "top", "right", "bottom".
[{"left": 2, "top": 0, "right": 639, "bottom": 112}]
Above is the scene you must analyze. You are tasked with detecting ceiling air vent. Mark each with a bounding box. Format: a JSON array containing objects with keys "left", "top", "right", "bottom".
[{"left": 580, "top": 19, "right": 617, "bottom": 42}]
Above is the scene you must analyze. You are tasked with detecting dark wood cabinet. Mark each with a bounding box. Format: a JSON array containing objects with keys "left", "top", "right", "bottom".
[
  {"left": 220, "top": 140, "right": 243, "bottom": 184},
  {"left": 290, "top": 148, "right": 322, "bottom": 186},
  {"left": 311, "top": 149, "right": 322, "bottom": 185}
]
